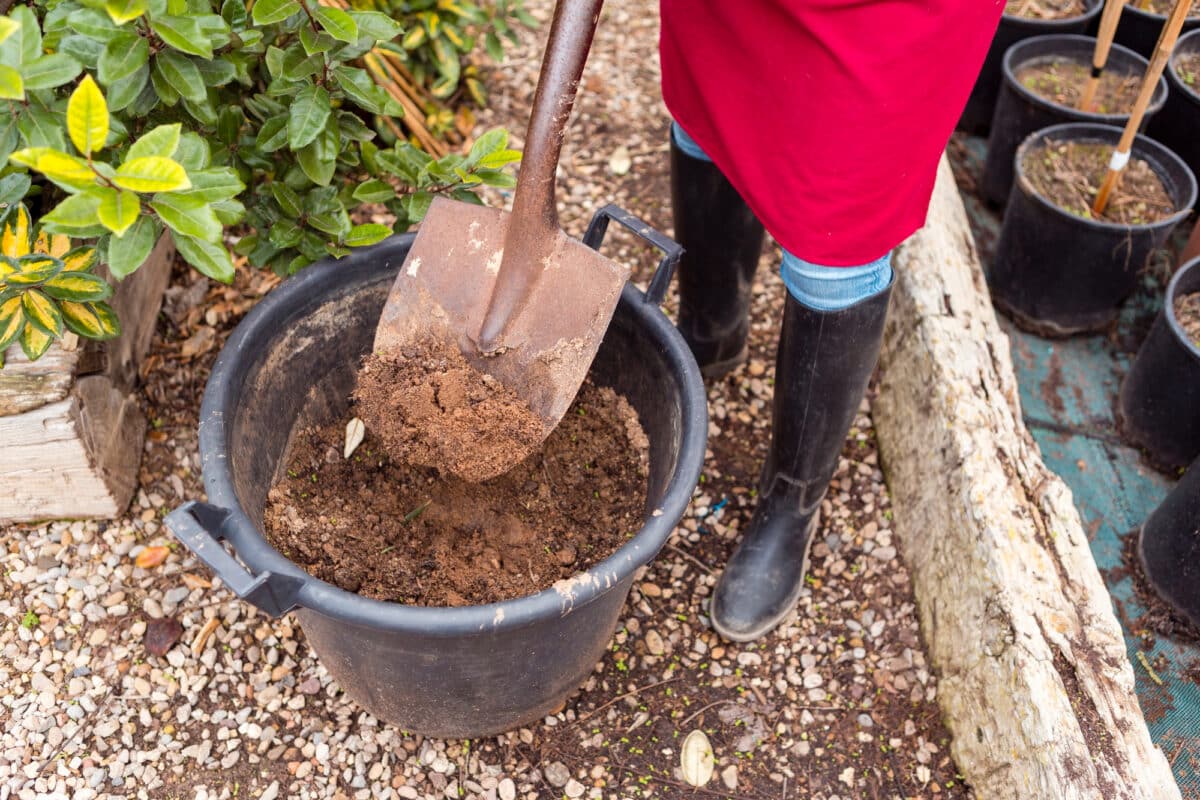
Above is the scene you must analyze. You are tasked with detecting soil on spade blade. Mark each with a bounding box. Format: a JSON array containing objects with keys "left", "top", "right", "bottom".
[
  {"left": 1022, "top": 140, "right": 1176, "bottom": 224},
  {"left": 1174, "top": 290, "right": 1200, "bottom": 347},
  {"left": 1004, "top": 0, "right": 1086, "bottom": 19},
  {"left": 262, "top": 380, "right": 650, "bottom": 606},
  {"left": 353, "top": 338, "right": 546, "bottom": 483},
  {"left": 1016, "top": 58, "right": 1144, "bottom": 113}
]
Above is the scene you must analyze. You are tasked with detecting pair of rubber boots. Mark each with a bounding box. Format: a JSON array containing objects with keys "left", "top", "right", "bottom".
[{"left": 670, "top": 139, "right": 893, "bottom": 642}]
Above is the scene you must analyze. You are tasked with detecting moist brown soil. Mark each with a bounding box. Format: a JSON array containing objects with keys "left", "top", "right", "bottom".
[
  {"left": 1022, "top": 140, "right": 1176, "bottom": 224},
  {"left": 1121, "top": 528, "right": 1200, "bottom": 647},
  {"left": 354, "top": 337, "right": 546, "bottom": 483},
  {"left": 1132, "top": 0, "right": 1200, "bottom": 15},
  {"left": 1005, "top": 0, "right": 1087, "bottom": 19},
  {"left": 263, "top": 380, "right": 649, "bottom": 606},
  {"left": 1175, "top": 290, "right": 1200, "bottom": 348},
  {"left": 1176, "top": 52, "right": 1200, "bottom": 92},
  {"left": 1017, "top": 58, "right": 1143, "bottom": 114}
]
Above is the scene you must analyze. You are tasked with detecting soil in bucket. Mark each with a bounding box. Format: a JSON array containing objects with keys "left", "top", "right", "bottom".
[
  {"left": 1130, "top": 0, "right": 1200, "bottom": 15},
  {"left": 1175, "top": 290, "right": 1200, "bottom": 346},
  {"left": 1016, "top": 58, "right": 1144, "bottom": 113},
  {"left": 1004, "top": 0, "right": 1086, "bottom": 19},
  {"left": 1177, "top": 50, "right": 1200, "bottom": 87},
  {"left": 1022, "top": 139, "right": 1176, "bottom": 223},
  {"left": 261, "top": 378, "right": 650, "bottom": 607}
]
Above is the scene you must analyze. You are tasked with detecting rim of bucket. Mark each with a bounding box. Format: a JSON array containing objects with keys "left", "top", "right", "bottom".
[
  {"left": 1002, "top": 34, "right": 1168, "bottom": 122},
  {"left": 1167, "top": 28, "right": 1200, "bottom": 105},
  {"left": 196, "top": 234, "right": 709, "bottom": 637},
  {"left": 1165, "top": 256, "right": 1200, "bottom": 362},
  {"left": 1012, "top": 121, "right": 1198, "bottom": 232},
  {"left": 1002, "top": 0, "right": 1102, "bottom": 27},
  {"left": 1120, "top": 1, "right": 1200, "bottom": 22}
]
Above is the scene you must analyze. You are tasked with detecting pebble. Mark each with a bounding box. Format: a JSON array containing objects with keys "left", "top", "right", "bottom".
[
  {"left": 564, "top": 779, "right": 585, "bottom": 798},
  {"left": 544, "top": 762, "right": 570, "bottom": 788},
  {"left": 721, "top": 765, "right": 738, "bottom": 790},
  {"left": 498, "top": 778, "right": 516, "bottom": 800},
  {"left": 644, "top": 630, "right": 664, "bottom": 656}
]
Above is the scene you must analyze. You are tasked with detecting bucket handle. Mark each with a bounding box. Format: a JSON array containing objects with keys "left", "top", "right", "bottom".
[
  {"left": 165, "top": 501, "right": 303, "bottom": 618},
  {"left": 583, "top": 204, "right": 683, "bottom": 307}
]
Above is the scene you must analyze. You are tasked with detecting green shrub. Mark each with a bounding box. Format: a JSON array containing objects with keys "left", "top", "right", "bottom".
[{"left": 0, "top": 0, "right": 526, "bottom": 362}]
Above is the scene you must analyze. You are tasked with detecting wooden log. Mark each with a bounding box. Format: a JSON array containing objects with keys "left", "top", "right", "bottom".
[
  {"left": 872, "top": 156, "right": 1181, "bottom": 800},
  {"left": 0, "top": 237, "right": 173, "bottom": 523}
]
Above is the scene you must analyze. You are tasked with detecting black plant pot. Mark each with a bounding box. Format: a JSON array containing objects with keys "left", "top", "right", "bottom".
[
  {"left": 1138, "top": 456, "right": 1200, "bottom": 629},
  {"left": 1114, "top": 2, "right": 1200, "bottom": 59},
  {"left": 1118, "top": 256, "right": 1200, "bottom": 469},
  {"left": 165, "top": 212, "right": 708, "bottom": 738},
  {"left": 982, "top": 35, "right": 1167, "bottom": 208},
  {"left": 1147, "top": 29, "right": 1200, "bottom": 191},
  {"left": 990, "top": 123, "right": 1197, "bottom": 335},
  {"left": 958, "top": 0, "right": 1103, "bottom": 136}
]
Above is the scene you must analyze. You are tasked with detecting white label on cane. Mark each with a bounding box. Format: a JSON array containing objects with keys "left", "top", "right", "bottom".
[{"left": 1109, "top": 150, "right": 1131, "bottom": 171}]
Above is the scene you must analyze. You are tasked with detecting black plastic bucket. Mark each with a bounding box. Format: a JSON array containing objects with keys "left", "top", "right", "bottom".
[
  {"left": 982, "top": 35, "right": 1167, "bottom": 208},
  {"left": 1118, "top": 257, "right": 1200, "bottom": 469},
  {"left": 989, "top": 123, "right": 1197, "bottom": 335},
  {"left": 165, "top": 207, "right": 708, "bottom": 738},
  {"left": 1138, "top": 456, "right": 1200, "bottom": 628},
  {"left": 1114, "top": 2, "right": 1200, "bottom": 59},
  {"left": 958, "top": 0, "right": 1102, "bottom": 136},
  {"left": 1148, "top": 29, "right": 1200, "bottom": 190}
]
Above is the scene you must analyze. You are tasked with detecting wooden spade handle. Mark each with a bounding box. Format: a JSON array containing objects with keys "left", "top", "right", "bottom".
[
  {"left": 1093, "top": 0, "right": 1189, "bottom": 215},
  {"left": 478, "top": 0, "right": 604, "bottom": 351},
  {"left": 1081, "top": 0, "right": 1128, "bottom": 110}
]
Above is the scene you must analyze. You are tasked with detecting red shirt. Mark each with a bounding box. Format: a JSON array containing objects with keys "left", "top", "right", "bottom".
[{"left": 660, "top": 0, "right": 1003, "bottom": 266}]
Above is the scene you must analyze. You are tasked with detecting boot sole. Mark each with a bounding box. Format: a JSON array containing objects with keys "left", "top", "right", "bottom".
[{"left": 710, "top": 513, "right": 819, "bottom": 643}]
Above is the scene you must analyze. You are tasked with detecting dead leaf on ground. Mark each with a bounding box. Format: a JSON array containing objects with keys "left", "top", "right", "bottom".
[
  {"left": 135, "top": 546, "right": 170, "bottom": 569},
  {"left": 143, "top": 617, "right": 184, "bottom": 656},
  {"left": 179, "top": 327, "right": 216, "bottom": 359},
  {"left": 609, "top": 145, "right": 632, "bottom": 176},
  {"left": 680, "top": 729, "right": 714, "bottom": 787},
  {"left": 181, "top": 572, "right": 212, "bottom": 590}
]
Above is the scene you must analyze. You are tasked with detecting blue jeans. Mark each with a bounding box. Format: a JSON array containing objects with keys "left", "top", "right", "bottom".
[{"left": 672, "top": 122, "right": 893, "bottom": 312}]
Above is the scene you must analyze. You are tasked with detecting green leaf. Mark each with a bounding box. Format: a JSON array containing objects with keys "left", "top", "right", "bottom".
[
  {"left": 114, "top": 156, "right": 190, "bottom": 192},
  {"left": 268, "top": 218, "right": 302, "bottom": 248},
  {"left": 287, "top": 84, "right": 331, "bottom": 150},
  {"left": 98, "top": 34, "right": 147, "bottom": 85},
  {"left": 485, "top": 31, "right": 502, "bottom": 62},
  {"left": 8, "top": 146, "right": 54, "bottom": 171},
  {"left": 0, "top": 65, "right": 22, "bottom": 100},
  {"left": 352, "top": 179, "right": 395, "bottom": 204},
  {"left": 332, "top": 64, "right": 389, "bottom": 114},
  {"left": 345, "top": 223, "right": 390, "bottom": 247},
  {"left": 306, "top": 207, "right": 349, "bottom": 237},
  {"left": 22, "top": 290, "right": 63, "bottom": 336},
  {"left": 42, "top": 271, "right": 112, "bottom": 302},
  {"left": 107, "top": 215, "right": 156, "bottom": 278},
  {"left": 348, "top": 10, "right": 403, "bottom": 42},
  {"left": 59, "top": 35, "right": 105, "bottom": 70},
  {"left": 127, "top": 123, "right": 180, "bottom": 161},
  {"left": 476, "top": 169, "right": 516, "bottom": 188},
  {"left": 106, "top": 63, "right": 148, "bottom": 112},
  {"left": 20, "top": 320, "right": 53, "bottom": 360},
  {"left": 173, "top": 232, "right": 233, "bottom": 282},
  {"left": 0, "top": 7, "right": 38, "bottom": 68},
  {"left": 151, "top": 16, "right": 212, "bottom": 58},
  {"left": 0, "top": 294, "right": 24, "bottom": 352},
  {"left": 153, "top": 51, "right": 206, "bottom": 103},
  {"left": 0, "top": 18, "right": 19, "bottom": 48},
  {"left": 179, "top": 168, "right": 243, "bottom": 203},
  {"left": 67, "top": 74, "right": 109, "bottom": 156},
  {"left": 314, "top": 7, "right": 357, "bottom": 43},
  {"left": 256, "top": 115, "right": 289, "bottom": 153},
  {"left": 17, "top": 107, "right": 67, "bottom": 150},
  {"left": 297, "top": 117, "right": 337, "bottom": 185},
  {"left": 195, "top": 58, "right": 236, "bottom": 87},
  {"left": 211, "top": 198, "right": 244, "bottom": 226},
  {"left": 251, "top": 0, "right": 301, "bottom": 25},
  {"left": 402, "top": 190, "right": 433, "bottom": 221},
  {"left": 0, "top": 173, "right": 31, "bottom": 207},
  {"left": 105, "top": 0, "right": 148, "bottom": 24},
  {"left": 66, "top": 8, "right": 120, "bottom": 40},
  {"left": 467, "top": 128, "right": 507, "bottom": 164},
  {"left": 62, "top": 246, "right": 99, "bottom": 272},
  {"left": 96, "top": 187, "right": 139, "bottom": 235},
  {"left": 173, "top": 133, "right": 209, "bottom": 171},
  {"left": 299, "top": 25, "right": 335, "bottom": 55},
  {"left": 31, "top": 150, "right": 98, "bottom": 192},
  {"left": 60, "top": 299, "right": 120, "bottom": 339},
  {"left": 22, "top": 54, "right": 84, "bottom": 91},
  {"left": 151, "top": 193, "right": 220, "bottom": 241},
  {"left": 270, "top": 182, "right": 302, "bottom": 217},
  {"left": 41, "top": 192, "right": 102, "bottom": 229}
]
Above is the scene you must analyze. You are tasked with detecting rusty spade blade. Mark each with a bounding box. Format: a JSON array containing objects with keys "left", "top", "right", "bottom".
[{"left": 373, "top": 0, "right": 628, "bottom": 476}]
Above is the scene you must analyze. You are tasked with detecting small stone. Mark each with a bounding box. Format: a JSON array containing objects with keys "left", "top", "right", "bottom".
[
  {"left": 857, "top": 714, "right": 875, "bottom": 728},
  {"left": 544, "top": 762, "right": 570, "bottom": 788},
  {"left": 261, "top": 782, "right": 280, "bottom": 800},
  {"left": 720, "top": 765, "right": 738, "bottom": 791},
  {"left": 498, "top": 778, "right": 516, "bottom": 800},
  {"left": 564, "top": 779, "right": 584, "bottom": 798},
  {"left": 644, "top": 630, "right": 664, "bottom": 656},
  {"left": 639, "top": 582, "right": 661, "bottom": 597},
  {"left": 872, "top": 546, "right": 897, "bottom": 561},
  {"left": 89, "top": 628, "right": 107, "bottom": 646},
  {"left": 803, "top": 673, "right": 823, "bottom": 689},
  {"left": 295, "top": 761, "right": 312, "bottom": 779},
  {"left": 297, "top": 677, "right": 321, "bottom": 695}
]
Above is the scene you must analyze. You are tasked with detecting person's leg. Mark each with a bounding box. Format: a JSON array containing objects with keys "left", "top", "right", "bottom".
[
  {"left": 710, "top": 251, "right": 893, "bottom": 642},
  {"left": 670, "top": 122, "right": 765, "bottom": 378}
]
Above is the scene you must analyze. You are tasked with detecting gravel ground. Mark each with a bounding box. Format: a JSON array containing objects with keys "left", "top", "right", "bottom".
[{"left": 1, "top": 2, "right": 969, "bottom": 798}]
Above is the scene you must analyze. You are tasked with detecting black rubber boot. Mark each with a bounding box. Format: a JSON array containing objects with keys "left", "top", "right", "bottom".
[
  {"left": 711, "top": 280, "right": 894, "bottom": 642},
  {"left": 670, "top": 135, "right": 766, "bottom": 378}
]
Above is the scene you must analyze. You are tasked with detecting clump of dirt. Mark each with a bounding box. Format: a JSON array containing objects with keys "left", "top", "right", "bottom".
[
  {"left": 1176, "top": 51, "right": 1200, "bottom": 91},
  {"left": 1017, "top": 58, "right": 1143, "bottom": 113},
  {"left": 263, "top": 380, "right": 650, "bottom": 606},
  {"left": 1174, "top": 290, "right": 1200, "bottom": 348},
  {"left": 1131, "top": 0, "right": 1200, "bottom": 15},
  {"left": 354, "top": 337, "right": 545, "bottom": 483},
  {"left": 1022, "top": 140, "right": 1177, "bottom": 224},
  {"left": 1005, "top": 0, "right": 1086, "bottom": 19}
]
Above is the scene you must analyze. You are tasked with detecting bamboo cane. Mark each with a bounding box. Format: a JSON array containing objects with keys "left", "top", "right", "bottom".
[
  {"left": 1080, "top": 0, "right": 1129, "bottom": 110},
  {"left": 1092, "top": 0, "right": 1189, "bottom": 215}
]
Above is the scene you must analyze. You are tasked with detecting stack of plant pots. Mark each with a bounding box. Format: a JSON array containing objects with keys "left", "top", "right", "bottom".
[
  {"left": 981, "top": 34, "right": 1168, "bottom": 207},
  {"left": 989, "top": 123, "right": 1196, "bottom": 335},
  {"left": 959, "top": 0, "right": 1103, "bottom": 135},
  {"left": 1147, "top": 28, "right": 1200, "bottom": 185}
]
